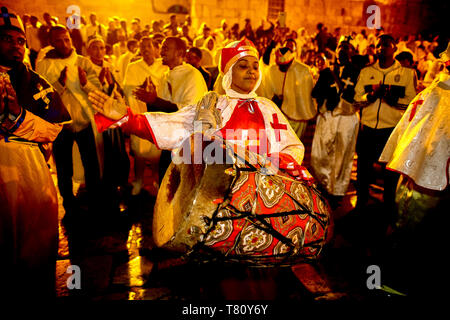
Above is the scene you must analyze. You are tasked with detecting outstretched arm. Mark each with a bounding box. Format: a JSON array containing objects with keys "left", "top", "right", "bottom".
[
  {"left": 88, "top": 88, "right": 128, "bottom": 121},
  {"left": 88, "top": 89, "right": 156, "bottom": 143}
]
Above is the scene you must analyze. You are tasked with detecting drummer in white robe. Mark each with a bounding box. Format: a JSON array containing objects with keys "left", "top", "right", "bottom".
[
  {"left": 90, "top": 38, "right": 308, "bottom": 179},
  {"left": 123, "top": 36, "right": 168, "bottom": 195}
]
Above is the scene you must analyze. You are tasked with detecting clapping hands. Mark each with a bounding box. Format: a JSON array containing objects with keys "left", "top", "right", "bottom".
[
  {"left": 99, "top": 67, "right": 113, "bottom": 86},
  {"left": 0, "top": 74, "right": 21, "bottom": 119},
  {"left": 133, "top": 77, "right": 157, "bottom": 104}
]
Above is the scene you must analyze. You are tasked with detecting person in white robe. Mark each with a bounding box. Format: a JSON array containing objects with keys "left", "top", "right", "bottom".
[
  {"left": 87, "top": 37, "right": 130, "bottom": 209},
  {"left": 310, "top": 38, "right": 361, "bottom": 200},
  {"left": 262, "top": 39, "right": 316, "bottom": 139},
  {"left": 36, "top": 24, "right": 103, "bottom": 216},
  {"left": 90, "top": 38, "right": 308, "bottom": 179},
  {"left": 123, "top": 36, "right": 168, "bottom": 195},
  {"left": 115, "top": 39, "right": 138, "bottom": 86},
  {"left": 377, "top": 44, "right": 450, "bottom": 296},
  {"left": 128, "top": 36, "right": 208, "bottom": 193},
  {"left": 85, "top": 12, "right": 107, "bottom": 42},
  {"left": 379, "top": 43, "right": 450, "bottom": 230},
  {"left": 89, "top": 39, "right": 333, "bottom": 267}
]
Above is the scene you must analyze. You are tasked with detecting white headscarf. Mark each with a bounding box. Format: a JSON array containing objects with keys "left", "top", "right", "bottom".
[{"left": 222, "top": 60, "right": 263, "bottom": 99}]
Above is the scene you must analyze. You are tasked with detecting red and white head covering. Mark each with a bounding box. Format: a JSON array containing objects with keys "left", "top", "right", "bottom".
[
  {"left": 219, "top": 38, "right": 259, "bottom": 74},
  {"left": 219, "top": 38, "right": 262, "bottom": 98},
  {"left": 0, "top": 7, "right": 25, "bottom": 35}
]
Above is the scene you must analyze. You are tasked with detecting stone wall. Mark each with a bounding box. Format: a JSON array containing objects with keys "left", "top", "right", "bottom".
[
  {"left": 1, "top": 0, "right": 446, "bottom": 39},
  {"left": 190, "top": 0, "right": 269, "bottom": 34},
  {"left": 0, "top": 0, "right": 189, "bottom": 26}
]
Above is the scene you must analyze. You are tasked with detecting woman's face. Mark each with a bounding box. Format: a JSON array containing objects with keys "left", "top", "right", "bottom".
[{"left": 231, "top": 56, "right": 259, "bottom": 94}]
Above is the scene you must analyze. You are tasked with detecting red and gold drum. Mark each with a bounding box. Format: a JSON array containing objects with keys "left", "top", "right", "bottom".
[{"left": 153, "top": 141, "right": 332, "bottom": 266}]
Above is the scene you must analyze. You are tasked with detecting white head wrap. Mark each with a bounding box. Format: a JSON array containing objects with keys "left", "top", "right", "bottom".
[{"left": 222, "top": 60, "right": 263, "bottom": 99}]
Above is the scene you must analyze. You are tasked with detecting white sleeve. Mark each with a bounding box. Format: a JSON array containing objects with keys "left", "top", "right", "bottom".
[{"left": 143, "top": 104, "right": 197, "bottom": 150}]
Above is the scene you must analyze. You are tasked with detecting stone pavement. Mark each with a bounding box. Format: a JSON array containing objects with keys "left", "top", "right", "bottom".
[{"left": 52, "top": 123, "right": 410, "bottom": 303}]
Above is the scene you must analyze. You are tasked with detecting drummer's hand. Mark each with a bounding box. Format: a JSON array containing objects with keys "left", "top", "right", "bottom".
[{"left": 88, "top": 87, "right": 127, "bottom": 120}]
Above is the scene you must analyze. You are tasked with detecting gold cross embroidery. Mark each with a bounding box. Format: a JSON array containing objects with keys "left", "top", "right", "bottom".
[
  {"left": 33, "top": 87, "right": 53, "bottom": 104},
  {"left": 342, "top": 77, "right": 354, "bottom": 89}
]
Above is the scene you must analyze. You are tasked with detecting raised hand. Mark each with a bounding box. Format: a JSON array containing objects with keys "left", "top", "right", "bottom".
[
  {"left": 104, "top": 67, "right": 113, "bottom": 85},
  {"left": 78, "top": 66, "right": 87, "bottom": 87},
  {"left": 58, "top": 66, "right": 68, "bottom": 86},
  {"left": 99, "top": 67, "right": 114, "bottom": 86},
  {"left": 98, "top": 67, "right": 106, "bottom": 85},
  {"left": 88, "top": 87, "right": 128, "bottom": 120},
  {"left": 133, "top": 77, "right": 157, "bottom": 104},
  {"left": 0, "top": 75, "right": 21, "bottom": 117}
]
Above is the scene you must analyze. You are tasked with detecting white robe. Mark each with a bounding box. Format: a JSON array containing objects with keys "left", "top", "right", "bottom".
[
  {"left": 262, "top": 60, "right": 316, "bottom": 121},
  {"left": 379, "top": 73, "right": 450, "bottom": 191},
  {"left": 36, "top": 50, "right": 102, "bottom": 132},
  {"left": 311, "top": 100, "right": 359, "bottom": 196},
  {"left": 36, "top": 50, "right": 104, "bottom": 175},
  {"left": 115, "top": 51, "right": 136, "bottom": 86},
  {"left": 142, "top": 95, "right": 305, "bottom": 166},
  {"left": 123, "top": 58, "right": 168, "bottom": 160},
  {"left": 159, "top": 63, "right": 208, "bottom": 110},
  {"left": 0, "top": 111, "right": 62, "bottom": 292}
]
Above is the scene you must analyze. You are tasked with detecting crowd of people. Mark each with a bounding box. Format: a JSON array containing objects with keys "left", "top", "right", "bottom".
[{"left": 1, "top": 5, "right": 448, "bottom": 298}]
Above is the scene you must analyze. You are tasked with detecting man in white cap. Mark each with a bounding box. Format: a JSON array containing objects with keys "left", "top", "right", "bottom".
[{"left": 0, "top": 6, "right": 70, "bottom": 297}]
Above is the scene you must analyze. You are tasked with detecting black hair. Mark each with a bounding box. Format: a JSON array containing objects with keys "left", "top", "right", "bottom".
[
  {"left": 48, "top": 24, "right": 69, "bottom": 39},
  {"left": 395, "top": 51, "right": 414, "bottom": 64},
  {"left": 378, "top": 33, "right": 396, "bottom": 44},
  {"left": 126, "top": 39, "right": 138, "bottom": 50},
  {"left": 165, "top": 36, "right": 187, "bottom": 57},
  {"left": 187, "top": 46, "right": 202, "bottom": 59}
]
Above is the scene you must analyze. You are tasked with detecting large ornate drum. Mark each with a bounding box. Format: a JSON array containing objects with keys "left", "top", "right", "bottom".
[{"left": 153, "top": 140, "right": 332, "bottom": 266}]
